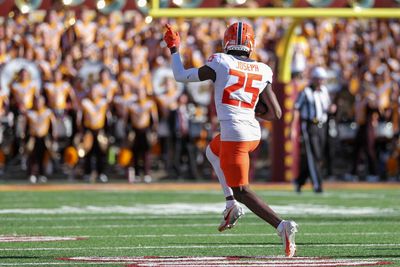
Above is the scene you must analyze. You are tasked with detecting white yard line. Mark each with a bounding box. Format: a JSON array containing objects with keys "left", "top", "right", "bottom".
[
  {"left": 0, "top": 232, "right": 397, "bottom": 242},
  {"left": 0, "top": 236, "right": 82, "bottom": 242},
  {"left": 0, "top": 256, "right": 395, "bottom": 266},
  {"left": 0, "top": 215, "right": 213, "bottom": 221},
  {"left": 80, "top": 232, "right": 400, "bottom": 238},
  {"left": 119, "top": 262, "right": 384, "bottom": 266},
  {"left": 0, "top": 214, "right": 398, "bottom": 222},
  {"left": 3, "top": 221, "right": 396, "bottom": 229},
  {"left": 136, "top": 264, "right": 384, "bottom": 267},
  {"left": 0, "top": 263, "right": 388, "bottom": 267},
  {"left": 0, "top": 262, "right": 394, "bottom": 267},
  {"left": 2, "top": 223, "right": 237, "bottom": 229},
  {"left": 131, "top": 264, "right": 388, "bottom": 267},
  {"left": 0, "top": 258, "right": 394, "bottom": 267},
  {"left": 0, "top": 203, "right": 397, "bottom": 216},
  {"left": 0, "top": 243, "right": 398, "bottom": 251},
  {"left": 1, "top": 212, "right": 399, "bottom": 222}
]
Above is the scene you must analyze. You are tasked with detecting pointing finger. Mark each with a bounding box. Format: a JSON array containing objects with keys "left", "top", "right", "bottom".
[{"left": 165, "top": 24, "right": 173, "bottom": 31}]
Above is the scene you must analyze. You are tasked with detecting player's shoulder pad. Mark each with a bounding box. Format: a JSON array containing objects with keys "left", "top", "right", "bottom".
[
  {"left": 206, "top": 53, "right": 223, "bottom": 64},
  {"left": 260, "top": 63, "right": 273, "bottom": 84},
  {"left": 206, "top": 53, "right": 225, "bottom": 72},
  {"left": 264, "top": 64, "right": 273, "bottom": 75}
]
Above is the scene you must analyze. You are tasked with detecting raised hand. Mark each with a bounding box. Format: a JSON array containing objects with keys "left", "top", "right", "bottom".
[{"left": 163, "top": 24, "right": 180, "bottom": 49}]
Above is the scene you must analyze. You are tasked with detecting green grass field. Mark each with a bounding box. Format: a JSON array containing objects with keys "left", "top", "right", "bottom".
[{"left": 0, "top": 183, "right": 399, "bottom": 266}]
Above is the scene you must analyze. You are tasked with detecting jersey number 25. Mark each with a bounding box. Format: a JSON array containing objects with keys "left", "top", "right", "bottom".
[{"left": 222, "top": 69, "right": 262, "bottom": 108}]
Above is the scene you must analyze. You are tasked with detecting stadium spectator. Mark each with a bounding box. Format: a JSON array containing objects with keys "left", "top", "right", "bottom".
[
  {"left": 128, "top": 86, "right": 158, "bottom": 183},
  {"left": 44, "top": 69, "right": 76, "bottom": 115},
  {"left": 0, "top": 40, "right": 10, "bottom": 65},
  {"left": 93, "top": 68, "right": 119, "bottom": 103},
  {"left": 350, "top": 85, "right": 379, "bottom": 181},
  {"left": 113, "top": 80, "right": 136, "bottom": 143},
  {"left": 39, "top": 10, "right": 64, "bottom": 52},
  {"left": 74, "top": 8, "right": 97, "bottom": 47},
  {"left": 80, "top": 85, "right": 109, "bottom": 183},
  {"left": 10, "top": 69, "right": 37, "bottom": 114},
  {"left": 25, "top": 96, "right": 56, "bottom": 183},
  {"left": 59, "top": 53, "right": 78, "bottom": 83}
]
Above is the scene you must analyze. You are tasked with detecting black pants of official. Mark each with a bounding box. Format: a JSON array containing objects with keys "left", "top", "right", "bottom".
[
  {"left": 296, "top": 121, "right": 326, "bottom": 192},
  {"left": 84, "top": 131, "right": 106, "bottom": 175},
  {"left": 28, "top": 137, "right": 46, "bottom": 176},
  {"left": 132, "top": 128, "right": 151, "bottom": 176}
]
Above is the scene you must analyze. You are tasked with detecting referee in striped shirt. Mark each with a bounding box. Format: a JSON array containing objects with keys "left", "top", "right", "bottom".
[{"left": 292, "top": 67, "right": 332, "bottom": 193}]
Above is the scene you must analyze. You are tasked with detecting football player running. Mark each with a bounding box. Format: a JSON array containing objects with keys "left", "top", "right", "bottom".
[{"left": 164, "top": 21, "right": 298, "bottom": 257}]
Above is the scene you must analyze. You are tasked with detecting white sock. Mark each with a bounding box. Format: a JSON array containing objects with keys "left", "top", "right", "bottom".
[
  {"left": 277, "top": 220, "right": 285, "bottom": 232},
  {"left": 206, "top": 145, "right": 234, "bottom": 199}
]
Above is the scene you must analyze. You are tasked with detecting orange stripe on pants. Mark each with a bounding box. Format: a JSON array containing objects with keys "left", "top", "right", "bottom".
[{"left": 209, "top": 134, "right": 260, "bottom": 187}]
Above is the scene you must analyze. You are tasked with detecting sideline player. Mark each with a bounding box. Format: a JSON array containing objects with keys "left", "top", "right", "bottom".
[{"left": 164, "top": 22, "right": 298, "bottom": 257}]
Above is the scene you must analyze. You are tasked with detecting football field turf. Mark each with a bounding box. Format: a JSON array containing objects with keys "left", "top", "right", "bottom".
[{"left": 0, "top": 183, "right": 399, "bottom": 266}]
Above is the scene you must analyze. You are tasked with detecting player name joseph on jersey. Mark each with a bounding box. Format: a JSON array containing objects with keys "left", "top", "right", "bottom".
[{"left": 235, "top": 61, "right": 260, "bottom": 72}]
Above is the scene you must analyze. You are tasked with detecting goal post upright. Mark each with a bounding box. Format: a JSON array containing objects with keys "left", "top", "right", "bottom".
[
  {"left": 149, "top": 3, "right": 399, "bottom": 182},
  {"left": 151, "top": 0, "right": 159, "bottom": 11}
]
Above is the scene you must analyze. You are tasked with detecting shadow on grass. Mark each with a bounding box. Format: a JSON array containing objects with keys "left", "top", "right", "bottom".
[{"left": 0, "top": 256, "right": 42, "bottom": 259}]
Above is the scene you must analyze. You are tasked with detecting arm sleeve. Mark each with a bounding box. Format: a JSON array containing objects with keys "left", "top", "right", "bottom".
[
  {"left": 171, "top": 52, "right": 200, "bottom": 82},
  {"left": 294, "top": 91, "right": 305, "bottom": 110}
]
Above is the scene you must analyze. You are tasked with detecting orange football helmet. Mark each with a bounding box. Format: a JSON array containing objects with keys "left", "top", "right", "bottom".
[{"left": 223, "top": 21, "right": 255, "bottom": 54}]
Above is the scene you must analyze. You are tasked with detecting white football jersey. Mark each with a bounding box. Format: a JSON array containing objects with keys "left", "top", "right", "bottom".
[{"left": 206, "top": 53, "right": 273, "bottom": 141}]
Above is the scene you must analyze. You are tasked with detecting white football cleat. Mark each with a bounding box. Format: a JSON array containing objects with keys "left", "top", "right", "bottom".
[
  {"left": 218, "top": 204, "right": 244, "bottom": 232},
  {"left": 29, "top": 175, "right": 37, "bottom": 184},
  {"left": 278, "top": 220, "right": 298, "bottom": 257},
  {"left": 99, "top": 173, "right": 108, "bottom": 183}
]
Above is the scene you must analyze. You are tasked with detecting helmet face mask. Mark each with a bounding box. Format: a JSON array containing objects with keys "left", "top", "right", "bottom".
[{"left": 223, "top": 21, "right": 255, "bottom": 55}]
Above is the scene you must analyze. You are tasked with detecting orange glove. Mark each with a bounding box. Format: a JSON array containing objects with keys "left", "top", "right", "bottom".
[{"left": 163, "top": 24, "right": 180, "bottom": 49}]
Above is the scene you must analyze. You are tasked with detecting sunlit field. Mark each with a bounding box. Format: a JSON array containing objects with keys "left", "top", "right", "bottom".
[{"left": 0, "top": 183, "right": 398, "bottom": 266}]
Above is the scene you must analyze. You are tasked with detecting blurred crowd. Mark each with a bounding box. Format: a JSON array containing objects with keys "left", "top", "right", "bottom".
[
  {"left": 289, "top": 18, "right": 400, "bottom": 182},
  {"left": 0, "top": 8, "right": 399, "bottom": 183}
]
